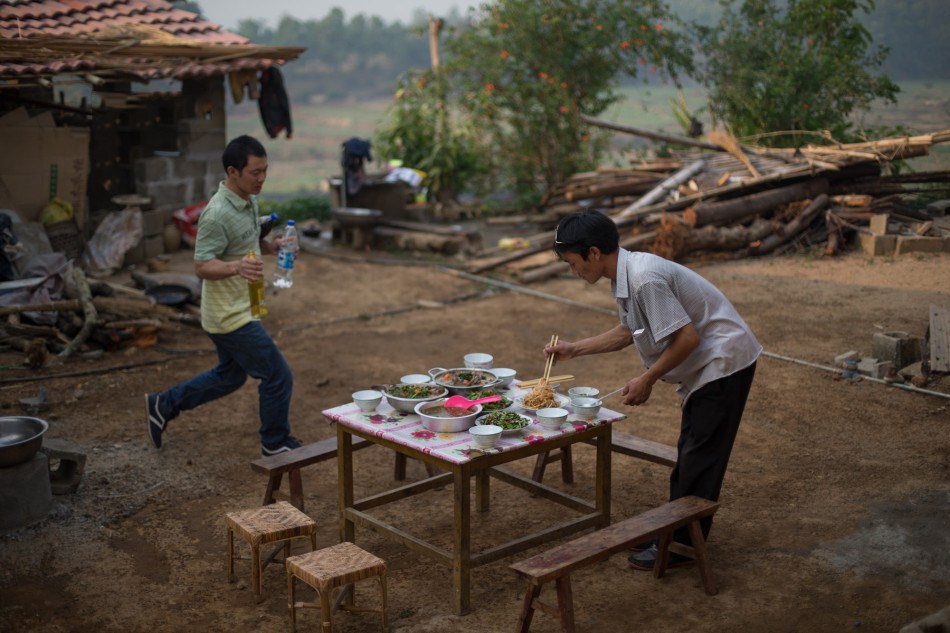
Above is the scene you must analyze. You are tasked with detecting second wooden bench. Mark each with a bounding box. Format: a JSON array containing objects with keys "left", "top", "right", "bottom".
[
  {"left": 532, "top": 431, "right": 677, "bottom": 483},
  {"left": 509, "top": 495, "right": 719, "bottom": 633}
]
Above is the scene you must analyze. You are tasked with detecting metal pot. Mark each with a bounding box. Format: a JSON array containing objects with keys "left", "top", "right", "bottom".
[
  {"left": 427, "top": 367, "right": 502, "bottom": 396},
  {"left": 414, "top": 399, "right": 482, "bottom": 433},
  {"left": 0, "top": 416, "right": 49, "bottom": 468}
]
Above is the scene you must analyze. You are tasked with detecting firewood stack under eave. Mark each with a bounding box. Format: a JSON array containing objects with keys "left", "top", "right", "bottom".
[
  {"left": 516, "top": 126, "right": 950, "bottom": 275},
  {"left": 0, "top": 264, "right": 201, "bottom": 370}
]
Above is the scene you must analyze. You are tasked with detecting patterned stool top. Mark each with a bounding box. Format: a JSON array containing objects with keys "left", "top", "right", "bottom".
[
  {"left": 287, "top": 542, "right": 386, "bottom": 590},
  {"left": 226, "top": 501, "right": 316, "bottom": 547}
]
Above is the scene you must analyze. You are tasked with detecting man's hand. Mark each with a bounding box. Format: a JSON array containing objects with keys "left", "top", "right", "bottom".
[{"left": 238, "top": 253, "right": 264, "bottom": 281}]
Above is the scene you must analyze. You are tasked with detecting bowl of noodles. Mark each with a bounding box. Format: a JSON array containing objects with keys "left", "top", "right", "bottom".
[{"left": 516, "top": 379, "right": 570, "bottom": 412}]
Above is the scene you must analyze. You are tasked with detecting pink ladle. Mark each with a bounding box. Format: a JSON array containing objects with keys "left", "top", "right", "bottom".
[{"left": 444, "top": 394, "right": 503, "bottom": 409}]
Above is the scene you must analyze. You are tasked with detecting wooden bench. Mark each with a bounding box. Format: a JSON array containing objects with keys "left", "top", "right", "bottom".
[
  {"left": 251, "top": 436, "right": 440, "bottom": 511},
  {"left": 532, "top": 432, "right": 677, "bottom": 483},
  {"left": 509, "top": 495, "right": 719, "bottom": 633}
]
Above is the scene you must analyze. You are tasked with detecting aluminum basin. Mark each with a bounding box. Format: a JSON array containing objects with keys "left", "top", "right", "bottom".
[{"left": 0, "top": 416, "right": 49, "bottom": 468}]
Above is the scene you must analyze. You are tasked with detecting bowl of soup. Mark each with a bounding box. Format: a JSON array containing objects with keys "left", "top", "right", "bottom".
[{"left": 414, "top": 399, "right": 483, "bottom": 433}]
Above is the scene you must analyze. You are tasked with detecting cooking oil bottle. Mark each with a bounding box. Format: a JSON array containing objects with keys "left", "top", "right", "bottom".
[{"left": 247, "top": 250, "right": 268, "bottom": 318}]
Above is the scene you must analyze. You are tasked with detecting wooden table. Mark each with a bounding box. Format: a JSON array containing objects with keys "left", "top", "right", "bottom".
[{"left": 322, "top": 389, "right": 625, "bottom": 615}]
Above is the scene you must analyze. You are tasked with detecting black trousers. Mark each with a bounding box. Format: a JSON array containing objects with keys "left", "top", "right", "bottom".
[{"left": 671, "top": 361, "right": 756, "bottom": 545}]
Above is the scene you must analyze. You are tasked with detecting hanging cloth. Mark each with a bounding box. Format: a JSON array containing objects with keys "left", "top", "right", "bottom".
[
  {"left": 258, "top": 66, "right": 293, "bottom": 139},
  {"left": 342, "top": 137, "right": 372, "bottom": 196}
]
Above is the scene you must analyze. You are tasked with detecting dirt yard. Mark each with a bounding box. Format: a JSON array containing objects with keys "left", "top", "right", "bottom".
[{"left": 0, "top": 237, "right": 948, "bottom": 633}]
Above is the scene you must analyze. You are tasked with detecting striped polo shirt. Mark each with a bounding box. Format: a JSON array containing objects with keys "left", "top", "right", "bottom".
[
  {"left": 194, "top": 182, "right": 261, "bottom": 334},
  {"left": 611, "top": 248, "right": 762, "bottom": 402}
]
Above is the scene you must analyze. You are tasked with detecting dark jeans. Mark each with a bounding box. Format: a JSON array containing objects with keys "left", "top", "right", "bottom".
[
  {"left": 158, "top": 321, "right": 293, "bottom": 447},
  {"left": 671, "top": 361, "right": 756, "bottom": 545}
]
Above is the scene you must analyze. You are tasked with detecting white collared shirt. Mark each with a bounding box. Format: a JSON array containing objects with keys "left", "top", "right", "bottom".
[{"left": 611, "top": 248, "right": 762, "bottom": 401}]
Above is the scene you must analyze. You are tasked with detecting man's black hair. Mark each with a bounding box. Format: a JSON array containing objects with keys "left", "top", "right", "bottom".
[
  {"left": 553, "top": 210, "right": 619, "bottom": 261},
  {"left": 222, "top": 135, "right": 266, "bottom": 173}
]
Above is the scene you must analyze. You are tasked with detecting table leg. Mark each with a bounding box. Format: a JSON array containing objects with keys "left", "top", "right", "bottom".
[
  {"left": 475, "top": 468, "right": 490, "bottom": 512},
  {"left": 337, "top": 425, "right": 355, "bottom": 543},
  {"left": 452, "top": 464, "right": 471, "bottom": 615},
  {"left": 595, "top": 426, "right": 612, "bottom": 526}
]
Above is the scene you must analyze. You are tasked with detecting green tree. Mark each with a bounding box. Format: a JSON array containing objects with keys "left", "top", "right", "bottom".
[
  {"left": 694, "top": 0, "right": 900, "bottom": 144},
  {"left": 437, "top": 0, "right": 693, "bottom": 197}
]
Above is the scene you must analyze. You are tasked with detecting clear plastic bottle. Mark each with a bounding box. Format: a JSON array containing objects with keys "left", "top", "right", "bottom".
[
  {"left": 247, "top": 250, "right": 268, "bottom": 318},
  {"left": 274, "top": 220, "right": 298, "bottom": 289}
]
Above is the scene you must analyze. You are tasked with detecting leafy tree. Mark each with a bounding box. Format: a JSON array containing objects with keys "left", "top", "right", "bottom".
[
  {"left": 434, "top": 0, "right": 694, "bottom": 197},
  {"left": 694, "top": 0, "right": 900, "bottom": 144}
]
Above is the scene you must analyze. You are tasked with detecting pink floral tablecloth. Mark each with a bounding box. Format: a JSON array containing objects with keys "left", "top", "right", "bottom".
[{"left": 322, "top": 386, "right": 626, "bottom": 465}]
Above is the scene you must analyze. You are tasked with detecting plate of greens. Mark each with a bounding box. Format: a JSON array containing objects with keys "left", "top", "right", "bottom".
[{"left": 476, "top": 411, "right": 531, "bottom": 436}]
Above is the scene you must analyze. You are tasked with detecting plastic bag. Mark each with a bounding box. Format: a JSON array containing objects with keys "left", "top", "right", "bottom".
[
  {"left": 81, "top": 209, "right": 142, "bottom": 277},
  {"left": 41, "top": 197, "right": 74, "bottom": 225}
]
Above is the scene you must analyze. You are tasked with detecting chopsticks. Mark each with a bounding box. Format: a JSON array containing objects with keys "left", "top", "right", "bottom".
[
  {"left": 515, "top": 374, "right": 575, "bottom": 389},
  {"left": 541, "top": 335, "right": 558, "bottom": 384}
]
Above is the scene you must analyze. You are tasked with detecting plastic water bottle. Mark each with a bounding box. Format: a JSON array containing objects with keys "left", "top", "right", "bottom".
[
  {"left": 274, "top": 220, "right": 298, "bottom": 289},
  {"left": 247, "top": 250, "right": 268, "bottom": 318}
]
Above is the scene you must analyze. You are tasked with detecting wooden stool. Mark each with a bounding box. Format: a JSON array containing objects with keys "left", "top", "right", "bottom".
[
  {"left": 286, "top": 541, "right": 388, "bottom": 633},
  {"left": 226, "top": 500, "right": 317, "bottom": 602}
]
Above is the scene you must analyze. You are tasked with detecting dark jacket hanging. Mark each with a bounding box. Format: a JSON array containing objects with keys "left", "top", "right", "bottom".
[{"left": 258, "top": 66, "right": 293, "bottom": 139}]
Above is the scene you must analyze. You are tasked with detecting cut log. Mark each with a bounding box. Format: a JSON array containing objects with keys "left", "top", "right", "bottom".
[
  {"left": 685, "top": 178, "right": 830, "bottom": 228},
  {"left": 747, "top": 194, "right": 831, "bottom": 256},
  {"left": 651, "top": 216, "right": 774, "bottom": 260},
  {"left": 59, "top": 263, "right": 98, "bottom": 358}
]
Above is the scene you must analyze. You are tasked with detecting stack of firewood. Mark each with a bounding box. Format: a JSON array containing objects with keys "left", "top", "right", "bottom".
[
  {"left": 0, "top": 262, "right": 199, "bottom": 369},
  {"left": 473, "top": 122, "right": 950, "bottom": 282}
]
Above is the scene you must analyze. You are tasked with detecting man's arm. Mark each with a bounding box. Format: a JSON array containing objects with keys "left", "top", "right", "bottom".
[
  {"left": 545, "top": 323, "right": 633, "bottom": 364},
  {"left": 195, "top": 255, "right": 262, "bottom": 281},
  {"left": 622, "top": 322, "right": 700, "bottom": 406}
]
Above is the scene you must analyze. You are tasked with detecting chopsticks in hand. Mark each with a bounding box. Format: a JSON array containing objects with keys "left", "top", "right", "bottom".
[{"left": 542, "top": 335, "right": 559, "bottom": 383}]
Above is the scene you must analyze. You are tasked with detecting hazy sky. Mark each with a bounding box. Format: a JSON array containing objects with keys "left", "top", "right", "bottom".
[{"left": 197, "top": 0, "right": 474, "bottom": 30}]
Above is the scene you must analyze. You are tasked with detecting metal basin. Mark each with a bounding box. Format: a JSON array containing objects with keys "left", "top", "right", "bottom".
[
  {"left": 428, "top": 367, "right": 502, "bottom": 396},
  {"left": 414, "top": 400, "right": 482, "bottom": 433},
  {"left": 331, "top": 207, "right": 383, "bottom": 229},
  {"left": 0, "top": 416, "right": 49, "bottom": 468}
]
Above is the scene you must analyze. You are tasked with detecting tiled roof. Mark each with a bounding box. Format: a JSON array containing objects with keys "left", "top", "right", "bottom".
[{"left": 0, "top": 0, "right": 303, "bottom": 79}]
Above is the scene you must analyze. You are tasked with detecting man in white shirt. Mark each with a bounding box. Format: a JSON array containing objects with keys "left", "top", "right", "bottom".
[{"left": 546, "top": 210, "right": 761, "bottom": 571}]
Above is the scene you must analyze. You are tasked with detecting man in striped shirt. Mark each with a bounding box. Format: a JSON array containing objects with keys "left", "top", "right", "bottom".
[
  {"left": 546, "top": 210, "right": 761, "bottom": 571},
  {"left": 144, "top": 135, "right": 301, "bottom": 457}
]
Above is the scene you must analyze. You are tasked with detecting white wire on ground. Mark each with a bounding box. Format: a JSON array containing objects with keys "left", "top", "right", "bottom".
[{"left": 439, "top": 266, "right": 950, "bottom": 402}]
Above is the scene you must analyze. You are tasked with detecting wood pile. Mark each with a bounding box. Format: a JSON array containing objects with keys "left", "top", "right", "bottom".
[
  {"left": 0, "top": 262, "right": 199, "bottom": 369},
  {"left": 472, "top": 119, "right": 950, "bottom": 282}
]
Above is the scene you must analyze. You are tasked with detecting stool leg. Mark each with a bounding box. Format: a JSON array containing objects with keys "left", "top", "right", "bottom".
[
  {"left": 227, "top": 526, "right": 235, "bottom": 583},
  {"left": 320, "top": 584, "right": 333, "bottom": 633},
  {"left": 252, "top": 543, "right": 263, "bottom": 603},
  {"left": 287, "top": 570, "right": 297, "bottom": 633}
]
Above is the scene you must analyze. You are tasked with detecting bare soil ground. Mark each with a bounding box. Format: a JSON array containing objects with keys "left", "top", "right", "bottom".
[{"left": 1, "top": 240, "right": 949, "bottom": 633}]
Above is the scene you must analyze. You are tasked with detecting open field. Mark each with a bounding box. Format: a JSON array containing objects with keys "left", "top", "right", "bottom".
[{"left": 227, "top": 81, "right": 950, "bottom": 196}]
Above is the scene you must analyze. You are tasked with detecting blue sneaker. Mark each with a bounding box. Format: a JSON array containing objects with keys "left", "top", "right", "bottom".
[
  {"left": 145, "top": 393, "right": 166, "bottom": 449},
  {"left": 261, "top": 435, "right": 302, "bottom": 457}
]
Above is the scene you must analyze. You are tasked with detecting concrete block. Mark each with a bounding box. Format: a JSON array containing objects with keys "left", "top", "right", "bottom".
[
  {"left": 143, "top": 233, "right": 164, "bottom": 258},
  {"left": 142, "top": 209, "right": 164, "bottom": 236},
  {"left": 139, "top": 181, "right": 192, "bottom": 210},
  {"left": 857, "top": 357, "right": 892, "bottom": 379},
  {"left": 39, "top": 438, "right": 86, "bottom": 495},
  {"left": 858, "top": 233, "right": 896, "bottom": 256},
  {"left": 834, "top": 351, "right": 861, "bottom": 366},
  {"left": 894, "top": 235, "right": 947, "bottom": 256},
  {"left": 134, "top": 157, "right": 172, "bottom": 184},
  {"left": 123, "top": 240, "right": 146, "bottom": 267},
  {"left": 869, "top": 214, "right": 889, "bottom": 235},
  {"left": 872, "top": 331, "right": 922, "bottom": 369},
  {"left": 0, "top": 452, "right": 52, "bottom": 530},
  {"left": 925, "top": 200, "right": 950, "bottom": 217}
]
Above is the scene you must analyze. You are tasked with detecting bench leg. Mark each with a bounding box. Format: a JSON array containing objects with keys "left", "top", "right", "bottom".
[
  {"left": 263, "top": 473, "right": 282, "bottom": 506},
  {"left": 654, "top": 533, "right": 673, "bottom": 579},
  {"left": 516, "top": 584, "right": 542, "bottom": 633},
  {"left": 554, "top": 575, "right": 576, "bottom": 633},
  {"left": 688, "top": 520, "right": 717, "bottom": 595},
  {"left": 288, "top": 469, "right": 304, "bottom": 511}
]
